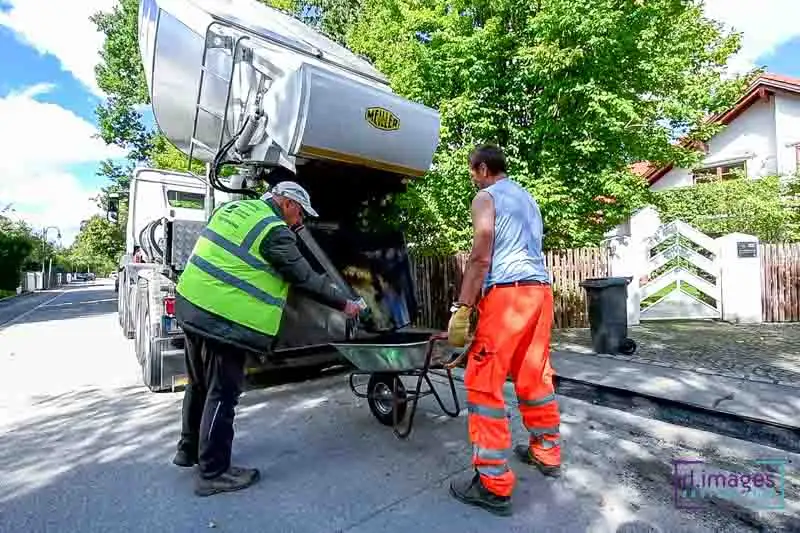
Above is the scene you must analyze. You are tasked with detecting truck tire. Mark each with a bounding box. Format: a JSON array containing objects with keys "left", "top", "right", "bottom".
[
  {"left": 117, "top": 272, "right": 124, "bottom": 328},
  {"left": 119, "top": 270, "right": 135, "bottom": 339},
  {"left": 136, "top": 280, "right": 167, "bottom": 393}
]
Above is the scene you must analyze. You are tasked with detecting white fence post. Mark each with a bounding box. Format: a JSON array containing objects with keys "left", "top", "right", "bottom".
[
  {"left": 605, "top": 236, "right": 641, "bottom": 326},
  {"left": 716, "top": 233, "right": 763, "bottom": 324},
  {"left": 604, "top": 207, "right": 664, "bottom": 326}
]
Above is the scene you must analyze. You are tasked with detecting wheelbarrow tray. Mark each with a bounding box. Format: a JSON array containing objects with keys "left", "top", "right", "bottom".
[{"left": 330, "top": 330, "right": 456, "bottom": 372}]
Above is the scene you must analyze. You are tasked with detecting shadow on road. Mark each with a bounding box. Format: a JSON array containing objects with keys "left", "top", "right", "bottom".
[{"left": 2, "top": 371, "right": 798, "bottom": 532}]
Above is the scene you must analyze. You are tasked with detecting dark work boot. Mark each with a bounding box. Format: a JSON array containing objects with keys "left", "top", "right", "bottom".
[
  {"left": 514, "top": 445, "right": 561, "bottom": 478},
  {"left": 172, "top": 449, "right": 197, "bottom": 468},
  {"left": 449, "top": 472, "right": 512, "bottom": 516},
  {"left": 194, "top": 466, "right": 260, "bottom": 497}
]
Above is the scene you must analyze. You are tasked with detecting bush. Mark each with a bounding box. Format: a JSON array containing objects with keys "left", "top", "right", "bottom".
[
  {"left": 653, "top": 175, "right": 800, "bottom": 242},
  {"left": 0, "top": 229, "right": 33, "bottom": 291}
]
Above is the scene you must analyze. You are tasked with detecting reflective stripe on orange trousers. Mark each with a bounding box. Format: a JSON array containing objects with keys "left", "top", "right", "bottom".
[{"left": 463, "top": 283, "right": 561, "bottom": 497}]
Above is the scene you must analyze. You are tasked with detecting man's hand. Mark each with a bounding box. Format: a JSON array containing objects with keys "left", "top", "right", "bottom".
[
  {"left": 447, "top": 304, "right": 472, "bottom": 347},
  {"left": 343, "top": 300, "right": 362, "bottom": 318}
]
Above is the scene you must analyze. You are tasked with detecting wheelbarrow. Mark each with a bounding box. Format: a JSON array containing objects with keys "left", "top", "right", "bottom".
[{"left": 331, "top": 330, "right": 465, "bottom": 439}]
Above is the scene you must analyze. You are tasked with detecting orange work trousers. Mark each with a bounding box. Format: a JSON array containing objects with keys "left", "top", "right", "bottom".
[{"left": 463, "top": 282, "right": 561, "bottom": 497}]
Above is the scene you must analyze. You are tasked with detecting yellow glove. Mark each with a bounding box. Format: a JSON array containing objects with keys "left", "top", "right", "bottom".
[{"left": 447, "top": 304, "right": 472, "bottom": 347}]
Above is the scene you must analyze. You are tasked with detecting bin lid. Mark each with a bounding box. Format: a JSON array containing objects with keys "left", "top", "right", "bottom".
[{"left": 579, "top": 276, "right": 633, "bottom": 289}]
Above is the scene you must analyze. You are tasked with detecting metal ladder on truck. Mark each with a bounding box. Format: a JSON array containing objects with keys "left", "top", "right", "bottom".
[{"left": 186, "top": 22, "right": 253, "bottom": 219}]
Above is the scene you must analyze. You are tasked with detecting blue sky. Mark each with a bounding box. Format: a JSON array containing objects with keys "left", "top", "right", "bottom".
[{"left": 1, "top": 0, "right": 800, "bottom": 245}]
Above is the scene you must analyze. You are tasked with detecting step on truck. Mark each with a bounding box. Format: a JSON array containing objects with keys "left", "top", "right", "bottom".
[{"left": 112, "top": 0, "right": 441, "bottom": 392}]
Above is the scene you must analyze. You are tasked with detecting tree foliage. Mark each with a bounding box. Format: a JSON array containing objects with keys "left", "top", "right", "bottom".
[
  {"left": 90, "top": 0, "right": 757, "bottom": 255},
  {"left": 0, "top": 215, "right": 72, "bottom": 291},
  {"left": 69, "top": 216, "right": 126, "bottom": 275},
  {"left": 91, "top": 0, "right": 152, "bottom": 162},
  {"left": 346, "top": 0, "right": 754, "bottom": 252},
  {"left": 0, "top": 216, "right": 35, "bottom": 291}
]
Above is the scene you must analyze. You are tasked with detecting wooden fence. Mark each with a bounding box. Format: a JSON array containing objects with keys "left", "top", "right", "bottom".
[
  {"left": 409, "top": 248, "right": 611, "bottom": 330},
  {"left": 761, "top": 243, "right": 800, "bottom": 322}
]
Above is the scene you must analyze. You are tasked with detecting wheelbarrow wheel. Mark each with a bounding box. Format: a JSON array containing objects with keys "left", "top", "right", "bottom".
[{"left": 367, "top": 373, "right": 407, "bottom": 426}]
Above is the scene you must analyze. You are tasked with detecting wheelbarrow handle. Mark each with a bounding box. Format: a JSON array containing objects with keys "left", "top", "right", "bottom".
[
  {"left": 443, "top": 349, "right": 468, "bottom": 370},
  {"left": 428, "top": 331, "right": 469, "bottom": 369}
]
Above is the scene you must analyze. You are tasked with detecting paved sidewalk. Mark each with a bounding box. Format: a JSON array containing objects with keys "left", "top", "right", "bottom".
[
  {"left": 550, "top": 351, "right": 800, "bottom": 430},
  {"left": 552, "top": 321, "right": 800, "bottom": 388}
]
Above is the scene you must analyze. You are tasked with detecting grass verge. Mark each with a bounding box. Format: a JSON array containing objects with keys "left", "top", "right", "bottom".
[{"left": 0, "top": 289, "right": 17, "bottom": 301}]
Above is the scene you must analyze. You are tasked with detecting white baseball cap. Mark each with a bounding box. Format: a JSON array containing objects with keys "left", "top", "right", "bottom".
[{"left": 270, "top": 181, "right": 319, "bottom": 217}]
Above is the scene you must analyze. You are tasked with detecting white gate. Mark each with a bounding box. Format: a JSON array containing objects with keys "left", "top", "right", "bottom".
[{"left": 639, "top": 220, "right": 721, "bottom": 321}]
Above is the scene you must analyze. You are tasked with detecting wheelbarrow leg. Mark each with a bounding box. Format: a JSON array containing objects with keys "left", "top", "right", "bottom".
[
  {"left": 392, "top": 371, "right": 426, "bottom": 439},
  {"left": 426, "top": 367, "right": 461, "bottom": 418}
]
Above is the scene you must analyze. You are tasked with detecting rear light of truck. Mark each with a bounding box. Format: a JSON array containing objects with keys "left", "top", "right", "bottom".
[{"left": 164, "top": 297, "right": 175, "bottom": 317}]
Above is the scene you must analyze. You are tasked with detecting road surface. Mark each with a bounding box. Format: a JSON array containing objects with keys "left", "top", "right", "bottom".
[{"left": 0, "top": 281, "right": 797, "bottom": 532}]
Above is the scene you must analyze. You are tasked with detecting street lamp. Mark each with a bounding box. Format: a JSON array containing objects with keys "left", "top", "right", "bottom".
[
  {"left": 40, "top": 226, "right": 62, "bottom": 289},
  {"left": 107, "top": 192, "right": 120, "bottom": 223}
]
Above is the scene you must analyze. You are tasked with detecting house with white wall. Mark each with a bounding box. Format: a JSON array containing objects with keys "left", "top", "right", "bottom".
[
  {"left": 634, "top": 73, "right": 800, "bottom": 191},
  {"left": 601, "top": 75, "right": 800, "bottom": 327}
]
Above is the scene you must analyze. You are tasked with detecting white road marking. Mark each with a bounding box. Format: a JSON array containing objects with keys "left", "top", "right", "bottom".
[
  {"left": 41, "top": 298, "right": 116, "bottom": 308},
  {"left": 0, "top": 290, "right": 67, "bottom": 330}
]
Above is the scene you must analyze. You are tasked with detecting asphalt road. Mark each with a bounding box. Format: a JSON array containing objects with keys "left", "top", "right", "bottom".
[{"left": 0, "top": 281, "right": 798, "bottom": 533}]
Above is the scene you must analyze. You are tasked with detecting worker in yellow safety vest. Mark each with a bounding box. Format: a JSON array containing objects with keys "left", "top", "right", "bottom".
[{"left": 173, "top": 180, "right": 362, "bottom": 497}]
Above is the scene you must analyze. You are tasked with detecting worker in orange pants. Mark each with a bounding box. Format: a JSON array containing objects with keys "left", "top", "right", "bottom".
[{"left": 447, "top": 144, "right": 561, "bottom": 516}]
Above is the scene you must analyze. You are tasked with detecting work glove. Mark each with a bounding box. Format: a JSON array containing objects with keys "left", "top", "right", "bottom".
[
  {"left": 447, "top": 304, "right": 472, "bottom": 347},
  {"left": 343, "top": 300, "right": 362, "bottom": 319},
  {"left": 344, "top": 297, "right": 368, "bottom": 319}
]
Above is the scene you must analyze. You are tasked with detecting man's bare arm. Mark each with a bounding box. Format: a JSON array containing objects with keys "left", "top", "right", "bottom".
[{"left": 457, "top": 191, "right": 495, "bottom": 307}]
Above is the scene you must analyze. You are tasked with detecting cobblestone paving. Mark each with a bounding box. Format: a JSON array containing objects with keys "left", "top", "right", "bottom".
[{"left": 552, "top": 321, "right": 800, "bottom": 388}]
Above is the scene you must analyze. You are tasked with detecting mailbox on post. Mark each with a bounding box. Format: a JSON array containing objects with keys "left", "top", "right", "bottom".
[{"left": 736, "top": 241, "right": 758, "bottom": 258}]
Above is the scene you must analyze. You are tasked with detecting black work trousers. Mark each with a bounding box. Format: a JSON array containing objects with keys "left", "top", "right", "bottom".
[{"left": 177, "top": 330, "right": 247, "bottom": 479}]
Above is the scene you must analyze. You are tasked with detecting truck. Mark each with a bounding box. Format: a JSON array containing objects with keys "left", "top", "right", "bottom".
[{"left": 113, "top": 0, "right": 441, "bottom": 392}]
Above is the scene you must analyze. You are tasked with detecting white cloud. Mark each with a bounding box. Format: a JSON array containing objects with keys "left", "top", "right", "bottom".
[
  {"left": 0, "top": 84, "right": 125, "bottom": 246},
  {"left": 0, "top": 0, "right": 798, "bottom": 91},
  {"left": 0, "top": 0, "right": 117, "bottom": 95},
  {"left": 704, "top": 0, "right": 800, "bottom": 75}
]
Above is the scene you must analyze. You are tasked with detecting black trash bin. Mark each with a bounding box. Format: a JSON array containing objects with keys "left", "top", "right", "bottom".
[{"left": 579, "top": 277, "right": 637, "bottom": 356}]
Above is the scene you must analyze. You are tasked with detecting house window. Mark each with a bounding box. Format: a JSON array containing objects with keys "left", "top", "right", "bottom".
[{"left": 692, "top": 161, "right": 746, "bottom": 185}]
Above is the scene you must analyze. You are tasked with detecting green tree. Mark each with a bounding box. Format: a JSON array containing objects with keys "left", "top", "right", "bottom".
[
  {"left": 346, "top": 0, "right": 755, "bottom": 252},
  {"left": 90, "top": 0, "right": 269, "bottom": 206},
  {"left": 91, "top": 0, "right": 152, "bottom": 162},
  {"left": 0, "top": 216, "right": 35, "bottom": 291},
  {"left": 69, "top": 216, "right": 126, "bottom": 275},
  {"left": 300, "top": 0, "right": 364, "bottom": 44},
  {"left": 91, "top": 0, "right": 754, "bottom": 255}
]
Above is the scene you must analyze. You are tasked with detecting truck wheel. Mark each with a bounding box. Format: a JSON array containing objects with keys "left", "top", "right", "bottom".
[
  {"left": 367, "top": 373, "right": 407, "bottom": 427},
  {"left": 135, "top": 281, "right": 166, "bottom": 393},
  {"left": 134, "top": 279, "right": 147, "bottom": 367},
  {"left": 141, "top": 304, "right": 167, "bottom": 392},
  {"left": 117, "top": 273, "right": 125, "bottom": 328},
  {"left": 120, "top": 274, "right": 135, "bottom": 340}
]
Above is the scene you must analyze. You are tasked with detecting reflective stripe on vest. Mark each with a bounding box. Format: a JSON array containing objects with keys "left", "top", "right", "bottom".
[{"left": 176, "top": 199, "right": 289, "bottom": 336}]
